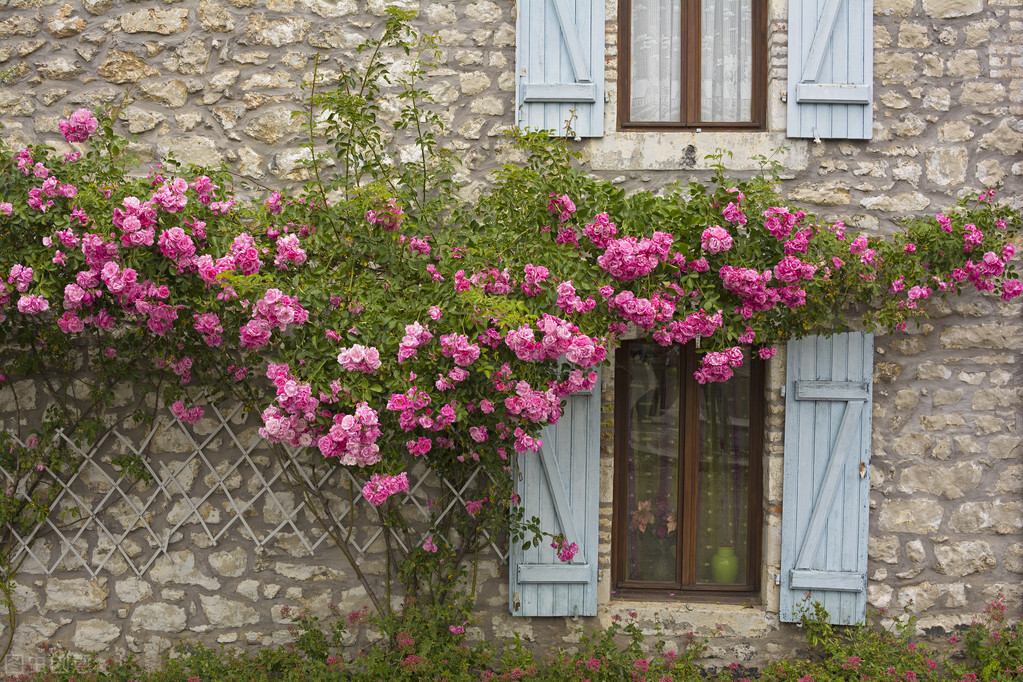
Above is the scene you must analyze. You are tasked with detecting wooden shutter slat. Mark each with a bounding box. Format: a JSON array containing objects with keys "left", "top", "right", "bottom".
[
  {"left": 780, "top": 333, "right": 873, "bottom": 626},
  {"left": 510, "top": 377, "right": 600, "bottom": 617}
]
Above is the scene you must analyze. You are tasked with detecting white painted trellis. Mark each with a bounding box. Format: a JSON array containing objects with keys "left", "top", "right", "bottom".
[{"left": 0, "top": 400, "right": 507, "bottom": 579}]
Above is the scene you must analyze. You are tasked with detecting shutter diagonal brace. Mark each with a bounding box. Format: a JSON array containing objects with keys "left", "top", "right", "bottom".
[
  {"left": 795, "top": 0, "right": 871, "bottom": 104},
  {"left": 538, "top": 438, "right": 586, "bottom": 565},
  {"left": 793, "top": 388, "right": 867, "bottom": 571},
  {"left": 800, "top": 0, "right": 842, "bottom": 83},
  {"left": 552, "top": 0, "right": 590, "bottom": 83}
]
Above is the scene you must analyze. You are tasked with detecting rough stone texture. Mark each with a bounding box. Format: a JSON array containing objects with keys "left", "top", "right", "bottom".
[{"left": 0, "top": 0, "right": 1021, "bottom": 671}]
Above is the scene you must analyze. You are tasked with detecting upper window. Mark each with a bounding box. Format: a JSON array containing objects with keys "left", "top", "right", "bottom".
[
  {"left": 613, "top": 341, "right": 764, "bottom": 597},
  {"left": 619, "top": 0, "right": 767, "bottom": 129}
]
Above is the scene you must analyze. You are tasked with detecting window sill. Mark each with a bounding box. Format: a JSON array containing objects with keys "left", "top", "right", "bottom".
[
  {"left": 580, "top": 129, "right": 809, "bottom": 173},
  {"left": 602, "top": 599, "right": 778, "bottom": 639}
]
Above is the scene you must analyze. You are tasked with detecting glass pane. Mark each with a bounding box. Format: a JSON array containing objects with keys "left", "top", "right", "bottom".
[
  {"left": 701, "top": 0, "right": 753, "bottom": 122},
  {"left": 695, "top": 349, "right": 752, "bottom": 584},
  {"left": 624, "top": 344, "right": 681, "bottom": 583},
  {"left": 631, "top": 0, "right": 682, "bottom": 122}
]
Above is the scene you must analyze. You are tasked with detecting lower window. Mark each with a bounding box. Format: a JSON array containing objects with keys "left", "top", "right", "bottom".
[{"left": 613, "top": 341, "right": 764, "bottom": 597}]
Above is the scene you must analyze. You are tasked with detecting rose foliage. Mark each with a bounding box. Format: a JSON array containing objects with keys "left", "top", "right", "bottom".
[{"left": 0, "top": 10, "right": 1019, "bottom": 626}]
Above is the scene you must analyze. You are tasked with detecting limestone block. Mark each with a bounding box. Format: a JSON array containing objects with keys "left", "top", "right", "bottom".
[
  {"left": 470, "top": 96, "right": 505, "bottom": 116},
  {"left": 199, "top": 0, "right": 235, "bottom": 32},
  {"left": 83, "top": 0, "right": 111, "bottom": 13},
  {"left": 898, "top": 22, "right": 930, "bottom": 48},
  {"left": 921, "top": 413, "right": 964, "bottom": 430},
  {"left": 425, "top": 3, "right": 457, "bottom": 24},
  {"left": 0, "top": 379, "right": 36, "bottom": 410},
  {"left": 875, "top": 51, "right": 917, "bottom": 79},
  {"left": 922, "top": 0, "right": 983, "bottom": 18},
  {"left": 209, "top": 548, "right": 248, "bottom": 577},
  {"left": 923, "top": 88, "right": 951, "bottom": 111},
  {"left": 940, "top": 324, "right": 1023, "bottom": 350},
  {"left": 244, "top": 14, "right": 310, "bottom": 47},
  {"left": 932, "top": 389, "right": 963, "bottom": 407},
  {"left": 947, "top": 51, "right": 981, "bottom": 78},
  {"left": 960, "top": 83, "right": 1007, "bottom": 106},
  {"left": 788, "top": 181, "right": 851, "bottom": 206},
  {"left": 120, "top": 106, "right": 166, "bottom": 134},
  {"left": 894, "top": 389, "right": 920, "bottom": 410},
  {"left": 925, "top": 147, "right": 968, "bottom": 186},
  {"left": 859, "top": 192, "right": 929, "bottom": 211},
  {"left": 892, "top": 434, "right": 931, "bottom": 456},
  {"left": 459, "top": 71, "right": 491, "bottom": 96},
  {"left": 972, "top": 388, "right": 1020, "bottom": 411},
  {"left": 897, "top": 581, "right": 940, "bottom": 612},
  {"left": 868, "top": 583, "right": 894, "bottom": 608},
  {"left": 201, "top": 595, "right": 260, "bottom": 627},
  {"left": 139, "top": 79, "right": 189, "bottom": 108},
  {"left": 97, "top": 50, "right": 162, "bottom": 84},
  {"left": 120, "top": 8, "right": 189, "bottom": 35},
  {"left": 898, "top": 462, "right": 981, "bottom": 499},
  {"left": 46, "top": 4, "right": 86, "bottom": 38},
  {"left": 868, "top": 535, "right": 900, "bottom": 564},
  {"left": 979, "top": 121, "right": 1023, "bottom": 156},
  {"left": 45, "top": 578, "right": 108, "bottom": 612},
  {"left": 130, "top": 603, "right": 186, "bottom": 633},
  {"left": 241, "top": 72, "right": 297, "bottom": 90},
  {"left": 976, "top": 159, "right": 1006, "bottom": 188},
  {"left": 115, "top": 577, "right": 152, "bottom": 604},
  {"left": 0, "top": 15, "right": 41, "bottom": 38},
  {"left": 1005, "top": 544, "right": 1023, "bottom": 574},
  {"left": 877, "top": 498, "right": 943, "bottom": 533},
  {"left": 36, "top": 57, "right": 82, "bottom": 80},
  {"left": 964, "top": 18, "right": 999, "bottom": 47},
  {"left": 73, "top": 619, "right": 121, "bottom": 652},
  {"left": 939, "top": 120, "right": 974, "bottom": 143},
  {"left": 989, "top": 435, "right": 1022, "bottom": 460},
  {"left": 237, "top": 579, "right": 260, "bottom": 601},
  {"left": 296, "top": 0, "right": 357, "bottom": 17},
  {"left": 906, "top": 539, "right": 927, "bottom": 564},
  {"left": 149, "top": 550, "right": 221, "bottom": 590},
  {"left": 950, "top": 500, "right": 1023, "bottom": 534},
  {"left": 244, "top": 107, "right": 302, "bottom": 145},
  {"left": 493, "top": 22, "right": 515, "bottom": 47},
  {"left": 157, "top": 136, "right": 225, "bottom": 168},
  {"left": 875, "top": 0, "right": 915, "bottom": 15},
  {"left": 466, "top": 1, "right": 501, "bottom": 22},
  {"left": 935, "top": 541, "right": 995, "bottom": 576}
]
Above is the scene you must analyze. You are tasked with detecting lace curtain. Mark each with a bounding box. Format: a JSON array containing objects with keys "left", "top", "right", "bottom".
[{"left": 630, "top": 0, "right": 753, "bottom": 123}]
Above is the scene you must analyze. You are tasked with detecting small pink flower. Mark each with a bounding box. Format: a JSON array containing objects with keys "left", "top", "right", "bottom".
[
  {"left": 422, "top": 536, "right": 438, "bottom": 552},
  {"left": 701, "top": 225, "right": 734, "bottom": 254}
]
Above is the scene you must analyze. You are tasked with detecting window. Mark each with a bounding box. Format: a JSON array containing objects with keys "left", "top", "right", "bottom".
[
  {"left": 618, "top": 0, "right": 767, "bottom": 129},
  {"left": 613, "top": 341, "right": 763, "bottom": 597}
]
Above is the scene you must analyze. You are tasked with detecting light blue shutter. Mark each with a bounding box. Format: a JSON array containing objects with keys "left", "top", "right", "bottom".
[
  {"left": 787, "top": 0, "right": 873, "bottom": 140},
  {"left": 515, "top": 0, "right": 605, "bottom": 138},
  {"left": 510, "top": 377, "right": 600, "bottom": 617},
  {"left": 780, "top": 332, "right": 873, "bottom": 625}
]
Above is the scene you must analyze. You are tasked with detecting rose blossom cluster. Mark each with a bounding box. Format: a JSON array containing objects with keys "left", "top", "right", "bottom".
[
  {"left": 547, "top": 193, "right": 576, "bottom": 223},
  {"left": 239, "top": 288, "right": 308, "bottom": 350},
  {"left": 701, "top": 226, "right": 734, "bottom": 254},
  {"left": 583, "top": 212, "right": 618, "bottom": 249},
  {"left": 366, "top": 199, "right": 404, "bottom": 231},
  {"left": 386, "top": 387, "right": 433, "bottom": 432},
  {"left": 504, "top": 380, "right": 561, "bottom": 424},
  {"left": 694, "top": 347, "right": 745, "bottom": 384},
  {"left": 596, "top": 232, "right": 673, "bottom": 282},
  {"left": 361, "top": 472, "right": 409, "bottom": 506},
  {"left": 439, "top": 333, "right": 481, "bottom": 366},
  {"left": 337, "top": 344, "right": 382, "bottom": 373},
  {"left": 171, "top": 400, "right": 204, "bottom": 424},
  {"left": 273, "top": 234, "right": 307, "bottom": 270},
  {"left": 318, "top": 402, "right": 382, "bottom": 466},
  {"left": 58, "top": 109, "right": 99, "bottom": 143},
  {"left": 398, "top": 321, "right": 433, "bottom": 362},
  {"left": 551, "top": 538, "right": 579, "bottom": 563}
]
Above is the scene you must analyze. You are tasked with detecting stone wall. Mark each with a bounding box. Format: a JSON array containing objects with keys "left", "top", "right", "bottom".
[{"left": 0, "top": 0, "right": 1021, "bottom": 673}]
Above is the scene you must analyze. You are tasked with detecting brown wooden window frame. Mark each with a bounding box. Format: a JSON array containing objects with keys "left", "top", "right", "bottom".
[
  {"left": 617, "top": 0, "right": 769, "bottom": 131},
  {"left": 611, "top": 341, "right": 765, "bottom": 600}
]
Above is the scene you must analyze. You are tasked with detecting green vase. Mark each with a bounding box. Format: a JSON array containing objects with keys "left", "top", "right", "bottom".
[{"left": 710, "top": 545, "right": 739, "bottom": 584}]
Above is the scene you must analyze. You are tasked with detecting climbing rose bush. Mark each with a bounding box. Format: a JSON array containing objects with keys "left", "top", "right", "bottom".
[{"left": 0, "top": 16, "right": 1019, "bottom": 618}]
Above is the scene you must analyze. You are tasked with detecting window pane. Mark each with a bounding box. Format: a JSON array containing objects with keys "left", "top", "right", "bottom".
[
  {"left": 695, "top": 350, "right": 752, "bottom": 584},
  {"left": 701, "top": 0, "right": 753, "bottom": 122},
  {"left": 630, "top": 0, "right": 682, "bottom": 122},
  {"left": 623, "top": 344, "right": 680, "bottom": 583}
]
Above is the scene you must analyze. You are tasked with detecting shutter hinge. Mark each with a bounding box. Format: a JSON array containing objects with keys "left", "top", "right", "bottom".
[
  {"left": 781, "top": 91, "right": 788, "bottom": 103},
  {"left": 773, "top": 571, "right": 781, "bottom": 586},
  {"left": 780, "top": 385, "right": 786, "bottom": 398}
]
